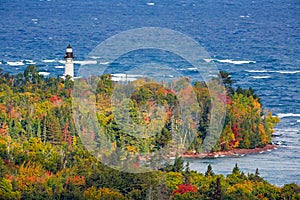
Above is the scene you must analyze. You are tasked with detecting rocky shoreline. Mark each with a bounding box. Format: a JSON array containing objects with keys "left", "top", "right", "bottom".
[{"left": 181, "top": 144, "right": 278, "bottom": 158}]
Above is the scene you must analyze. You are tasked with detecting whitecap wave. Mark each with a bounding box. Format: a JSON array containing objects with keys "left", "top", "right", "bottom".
[
  {"left": 252, "top": 76, "right": 270, "bottom": 79},
  {"left": 83, "top": 57, "right": 109, "bottom": 65},
  {"left": 39, "top": 72, "right": 50, "bottom": 76},
  {"left": 245, "top": 70, "right": 268, "bottom": 73},
  {"left": 112, "top": 73, "right": 143, "bottom": 77},
  {"left": 42, "top": 59, "right": 57, "bottom": 63},
  {"left": 24, "top": 60, "right": 36, "bottom": 65},
  {"left": 245, "top": 69, "right": 300, "bottom": 74},
  {"left": 55, "top": 66, "right": 64, "bottom": 69},
  {"left": 111, "top": 75, "right": 136, "bottom": 82},
  {"left": 274, "top": 70, "right": 300, "bottom": 74},
  {"left": 215, "top": 59, "right": 256, "bottom": 65},
  {"left": 99, "top": 61, "right": 110, "bottom": 65},
  {"left": 73, "top": 60, "right": 97, "bottom": 65},
  {"left": 203, "top": 59, "right": 213, "bottom": 63},
  {"left": 177, "top": 67, "right": 199, "bottom": 72},
  {"left": 112, "top": 77, "right": 137, "bottom": 81},
  {"left": 147, "top": 2, "right": 155, "bottom": 6},
  {"left": 187, "top": 67, "right": 197, "bottom": 71},
  {"left": 127, "top": 74, "right": 144, "bottom": 78},
  {"left": 276, "top": 113, "right": 300, "bottom": 118},
  {"left": 7, "top": 61, "right": 24, "bottom": 66},
  {"left": 113, "top": 73, "right": 127, "bottom": 77}
]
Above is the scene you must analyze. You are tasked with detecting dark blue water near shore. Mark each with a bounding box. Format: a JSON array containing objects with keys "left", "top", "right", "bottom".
[{"left": 0, "top": 0, "right": 299, "bottom": 185}]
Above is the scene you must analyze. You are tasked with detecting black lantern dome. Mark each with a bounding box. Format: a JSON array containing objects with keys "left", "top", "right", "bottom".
[{"left": 64, "top": 44, "right": 74, "bottom": 59}]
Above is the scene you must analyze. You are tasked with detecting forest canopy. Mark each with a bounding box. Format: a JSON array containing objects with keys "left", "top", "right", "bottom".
[{"left": 0, "top": 66, "right": 292, "bottom": 200}]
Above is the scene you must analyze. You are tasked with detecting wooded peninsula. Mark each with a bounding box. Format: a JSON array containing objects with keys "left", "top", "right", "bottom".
[{"left": 0, "top": 66, "right": 298, "bottom": 199}]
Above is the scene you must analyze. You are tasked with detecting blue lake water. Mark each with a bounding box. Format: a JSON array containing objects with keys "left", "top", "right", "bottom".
[{"left": 0, "top": 0, "right": 299, "bottom": 186}]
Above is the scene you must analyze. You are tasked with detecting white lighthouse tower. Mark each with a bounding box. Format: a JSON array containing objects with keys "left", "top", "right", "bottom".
[{"left": 64, "top": 44, "right": 74, "bottom": 79}]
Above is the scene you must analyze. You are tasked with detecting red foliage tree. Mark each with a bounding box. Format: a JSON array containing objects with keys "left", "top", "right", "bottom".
[
  {"left": 226, "top": 96, "right": 233, "bottom": 105},
  {"left": 172, "top": 184, "right": 198, "bottom": 195},
  {"left": 50, "top": 95, "right": 60, "bottom": 103},
  {"left": 230, "top": 123, "right": 243, "bottom": 148},
  {"left": 0, "top": 122, "right": 7, "bottom": 137},
  {"left": 231, "top": 123, "right": 240, "bottom": 138}
]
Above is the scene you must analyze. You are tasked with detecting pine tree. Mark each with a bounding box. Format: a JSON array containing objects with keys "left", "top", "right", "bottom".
[
  {"left": 255, "top": 168, "right": 260, "bottom": 177},
  {"left": 205, "top": 164, "right": 215, "bottom": 177},
  {"left": 232, "top": 163, "right": 240, "bottom": 175}
]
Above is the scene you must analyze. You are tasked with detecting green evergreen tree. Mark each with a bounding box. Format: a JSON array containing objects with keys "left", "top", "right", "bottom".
[
  {"left": 205, "top": 164, "right": 215, "bottom": 177},
  {"left": 232, "top": 163, "right": 240, "bottom": 175}
]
